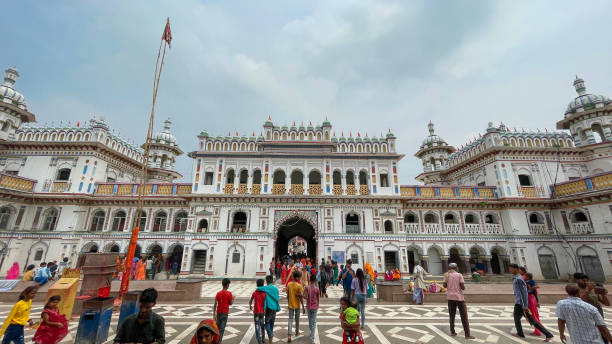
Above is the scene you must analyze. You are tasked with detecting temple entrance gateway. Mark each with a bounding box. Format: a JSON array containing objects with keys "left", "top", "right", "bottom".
[{"left": 276, "top": 218, "right": 317, "bottom": 260}]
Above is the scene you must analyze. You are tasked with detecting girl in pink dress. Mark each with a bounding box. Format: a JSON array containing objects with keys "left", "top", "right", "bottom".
[{"left": 33, "top": 296, "right": 68, "bottom": 344}]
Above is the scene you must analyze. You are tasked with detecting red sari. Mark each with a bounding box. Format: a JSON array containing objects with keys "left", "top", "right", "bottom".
[
  {"left": 33, "top": 308, "right": 69, "bottom": 344},
  {"left": 281, "top": 265, "right": 288, "bottom": 284}
]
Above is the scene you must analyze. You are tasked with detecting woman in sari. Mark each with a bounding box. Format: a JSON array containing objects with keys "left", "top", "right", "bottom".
[
  {"left": 135, "top": 259, "right": 146, "bottom": 280},
  {"left": 392, "top": 268, "right": 401, "bottom": 280},
  {"left": 364, "top": 262, "right": 376, "bottom": 298},
  {"left": 281, "top": 263, "right": 288, "bottom": 284},
  {"left": 6, "top": 262, "right": 19, "bottom": 280},
  {"left": 190, "top": 319, "right": 220, "bottom": 344}
]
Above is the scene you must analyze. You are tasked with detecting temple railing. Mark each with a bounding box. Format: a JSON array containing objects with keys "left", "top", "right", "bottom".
[
  {"left": 0, "top": 173, "right": 36, "bottom": 192},
  {"left": 553, "top": 171, "right": 612, "bottom": 197}
]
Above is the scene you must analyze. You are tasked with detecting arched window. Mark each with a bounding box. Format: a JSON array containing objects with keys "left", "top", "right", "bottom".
[
  {"left": 173, "top": 211, "right": 188, "bottom": 232},
  {"left": 518, "top": 174, "right": 532, "bottom": 186},
  {"left": 444, "top": 213, "right": 457, "bottom": 223},
  {"left": 424, "top": 213, "right": 438, "bottom": 223},
  {"left": 346, "top": 171, "right": 355, "bottom": 185},
  {"left": 571, "top": 211, "right": 588, "bottom": 223},
  {"left": 359, "top": 170, "right": 368, "bottom": 185},
  {"left": 404, "top": 212, "right": 417, "bottom": 223},
  {"left": 197, "top": 219, "right": 208, "bottom": 232},
  {"left": 273, "top": 170, "right": 286, "bottom": 184},
  {"left": 252, "top": 169, "right": 262, "bottom": 184},
  {"left": 231, "top": 212, "right": 247, "bottom": 232},
  {"left": 485, "top": 214, "right": 498, "bottom": 224},
  {"left": 464, "top": 214, "right": 477, "bottom": 224},
  {"left": 56, "top": 168, "right": 71, "bottom": 181},
  {"left": 308, "top": 170, "right": 321, "bottom": 185},
  {"left": 346, "top": 214, "right": 360, "bottom": 233},
  {"left": 138, "top": 210, "right": 147, "bottom": 230},
  {"left": 153, "top": 211, "right": 167, "bottom": 232},
  {"left": 333, "top": 170, "right": 341, "bottom": 185},
  {"left": 0, "top": 207, "right": 12, "bottom": 230},
  {"left": 111, "top": 210, "right": 127, "bottom": 231},
  {"left": 291, "top": 170, "right": 303, "bottom": 184},
  {"left": 239, "top": 169, "right": 248, "bottom": 184},
  {"left": 42, "top": 208, "right": 59, "bottom": 231},
  {"left": 90, "top": 210, "right": 105, "bottom": 231},
  {"left": 226, "top": 169, "right": 235, "bottom": 184},
  {"left": 384, "top": 220, "right": 393, "bottom": 233},
  {"left": 529, "top": 213, "right": 543, "bottom": 224}
]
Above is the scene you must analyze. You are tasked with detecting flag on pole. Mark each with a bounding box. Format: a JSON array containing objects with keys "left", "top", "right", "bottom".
[{"left": 162, "top": 17, "right": 172, "bottom": 48}]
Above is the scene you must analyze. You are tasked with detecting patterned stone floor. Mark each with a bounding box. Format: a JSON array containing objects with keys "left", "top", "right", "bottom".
[
  {"left": 2, "top": 301, "right": 612, "bottom": 343},
  {"left": 200, "top": 280, "right": 352, "bottom": 299}
]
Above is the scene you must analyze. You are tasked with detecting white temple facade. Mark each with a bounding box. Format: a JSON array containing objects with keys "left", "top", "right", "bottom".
[{"left": 0, "top": 67, "right": 611, "bottom": 281}]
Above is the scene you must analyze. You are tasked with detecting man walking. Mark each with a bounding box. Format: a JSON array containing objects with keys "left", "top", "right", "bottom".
[
  {"left": 557, "top": 284, "right": 612, "bottom": 344},
  {"left": 444, "top": 263, "right": 474, "bottom": 339},
  {"left": 509, "top": 263, "right": 553, "bottom": 341},
  {"left": 258, "top": 275, "right": 280, "bottom": 344}
]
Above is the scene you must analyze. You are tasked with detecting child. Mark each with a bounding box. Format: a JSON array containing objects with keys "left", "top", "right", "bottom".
[
  {"left": 287, "top": 271, "right": 305, "bottom": 343},
  {"left": 525, "top": 272, "right": 542, "bottom": 337},
  {"left": 0, "top": 286, "right": 38, "bottom": 344},
  {"left": 257, "top": 275, "right": 280, "bottom": 344},
  {"left": 304, "top": 274, "right": 320, "bottom": 344},
  {"left": 33, "top": 295, "right": 68, "bottom": 344},
  {"left": 213, "top": 278, "right": 234, "bottom": 342},
  {"left": 22, "top": 265, "right": 35, "bottom": 282},
  {"left": 249, "top": 279, "right": 267, "bottom": 344},
  {"left": 190, "top": 319, "right": 220, "bottom": 344},
  {"left": 340, "top": 296, "right": 363, "bottom": 344}
]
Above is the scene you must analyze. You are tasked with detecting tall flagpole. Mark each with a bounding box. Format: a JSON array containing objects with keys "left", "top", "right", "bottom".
[{"left": 119, "top": 18, "right": 172, "bottom": 299}]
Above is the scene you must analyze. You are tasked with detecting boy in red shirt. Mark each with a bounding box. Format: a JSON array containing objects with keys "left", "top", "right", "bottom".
[
  {"left": 250, "top": 279, "right": 267, "bottom": 344},
  {"left": 213, "top": 278, "right": 233, "bottom": 342}
]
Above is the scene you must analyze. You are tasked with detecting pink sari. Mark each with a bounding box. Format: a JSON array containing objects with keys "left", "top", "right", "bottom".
[{"left": 6, "top": 262, "right": 19, "bottom": 280}]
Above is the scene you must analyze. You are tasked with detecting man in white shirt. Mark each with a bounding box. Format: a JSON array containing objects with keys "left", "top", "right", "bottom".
[{"left": 557, "top": 284, "right": 612, "bottom": 344}]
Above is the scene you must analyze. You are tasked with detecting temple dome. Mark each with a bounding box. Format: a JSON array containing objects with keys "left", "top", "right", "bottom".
[
  {"left": 420, "top": 122, "right": 448, "bottom": 148},
  {"left": 0, "top": 67, "right": 27, "bottom": 110},
  {"left": 153, "top": 119, "right": 176, "bottom": 145},
  {"left": 565, "top": 77, "right": 611, "bottom": 116}
]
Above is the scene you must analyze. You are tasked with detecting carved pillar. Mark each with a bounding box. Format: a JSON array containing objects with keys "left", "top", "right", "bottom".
[
  {"left": 462, "top": 256, "right": 471, "bottom": 274},
  {"left": 420, "top": 256, "right": 429, "bottom": 272},
  {"left": 441, "top": 256, "right": 449, "bottom": 273},
  {"left": 503, "top": 256, "right": 510, "bottom": 273},
  {"left": 483, "top": 256, "right": 492, "bottom": 274}
]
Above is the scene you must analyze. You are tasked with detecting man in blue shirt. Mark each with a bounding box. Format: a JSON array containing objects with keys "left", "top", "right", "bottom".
[
  {"left": 509, "top": 263, "right": 553, "bottom": 340},
  {"left": 257, "top": 275, "right": 280, "bottom": 344},
  {"left": 33, "top": 262, "right": 51, "bottom": 285},
  {"left": 341, "top": 259, "right": 355, "bottom": 298}
]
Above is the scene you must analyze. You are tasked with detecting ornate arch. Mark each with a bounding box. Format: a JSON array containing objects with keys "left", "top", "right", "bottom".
[
  {"left": 448, "top": 244, "right": 465, "bottom": 256},
  {"left": 469, "top": 244, "right": 486, "bottom": 256},
  {"left": 346, "top": 243, "right": 363, "bottom": 255},
  {"left": 427, "top": 244, "right": 444, "bottom": 256},
  {"left": 382, "top": 243, "right": 400, "bottom": 252},
  {"left": 145, "top": 241, "right": 164, "bottom": 253},
  {"left": 167, "top": 242, "right": 184, "bottom": 254},
  {"left": 273, "top": 210, "right": 318, "bottom": 233},
  {"left": 81, "top": 241, "right": 99, "bottom": 253},
  {"left": 406, "top": 243, "right": 424, "bottom": 255}
]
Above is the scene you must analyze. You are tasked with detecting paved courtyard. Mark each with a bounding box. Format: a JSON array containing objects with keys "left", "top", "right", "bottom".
[{"left": 2, "top": 282, "right": 611, "bottom": 343}]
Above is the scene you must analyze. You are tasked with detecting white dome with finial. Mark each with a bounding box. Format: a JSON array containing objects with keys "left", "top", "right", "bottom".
[
  {"left": 0, "top": 66, "right": 27, "bottom": 110},
  {"left": 420, "top": 121, "right": 448, "bottom": 148},
  {"left": 565, "top": 76, "right": 611, "bottom": 116},
  {"left": 153, "top": 118, "right": 177, "bottom": 145}
]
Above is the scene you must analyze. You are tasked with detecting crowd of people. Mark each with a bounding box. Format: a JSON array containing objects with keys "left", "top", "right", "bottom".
[
  {"left": 2, "top": 254, "right": 612, "bottom": 343},
  {"left": 4, "top": 258, "right": 72, "bottom": 286},
  {"left": 114, "top": 254, "right": 182, "bottom": 281}
]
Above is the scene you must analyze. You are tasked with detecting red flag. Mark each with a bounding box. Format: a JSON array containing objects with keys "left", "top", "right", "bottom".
[{"left": 162, "top": 17, "right": 172, "bottom": 48}]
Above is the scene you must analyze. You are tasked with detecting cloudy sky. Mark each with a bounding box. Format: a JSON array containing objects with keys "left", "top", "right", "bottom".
[{"left": 3, "top": 1, "right": 611, "bottom": 183}]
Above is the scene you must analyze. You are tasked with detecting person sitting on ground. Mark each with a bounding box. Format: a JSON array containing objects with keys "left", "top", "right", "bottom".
[
  {"left": 392, "top": 268, "right": 401, "bottom": 280},
  {"left": 114, "top": 288, "right": 165, "bottom": 344},
  {"left": 22, "top": 265, "right": 36, "bottom": 282},
  {"left": 190, "top": 319, "right": 219, "bottom": 344},
  {"left": 33, "top": 262, "right": 51, "bottom": 286}
]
